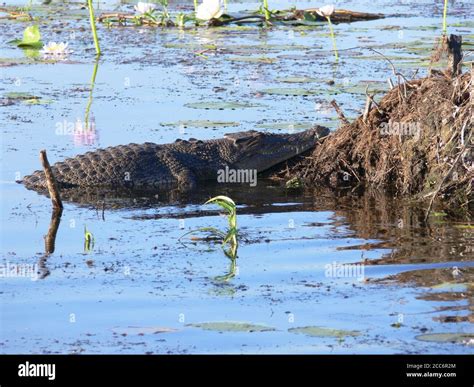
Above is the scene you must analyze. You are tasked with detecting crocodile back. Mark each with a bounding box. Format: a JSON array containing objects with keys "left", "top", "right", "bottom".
[{"left": 22, "top": 143, "right": 169, "bottom": 189}]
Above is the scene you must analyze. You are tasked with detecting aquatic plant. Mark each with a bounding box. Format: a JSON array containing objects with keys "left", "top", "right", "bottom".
[
  {"left": 195, "top": 0, "right": 223, "bottom": 21},
  {"left": 262, "top": 0, "right": 270, "bottom": 22},
  {"left": 180, "top": 195, "right": 237, "bottom": 246},
  {"left": 442, "top": 0, "right": 448, "bottom": 33},
  {"left": 40, "top": 42, "right": 72, "bottom": 61},
  {"left": 84, "top": 226, "right": 95, "bottom": 253},
  {"left": 87, "top": 0, "right": 101, "bottom": 56},
  {"left": 134, "top": 2, "right": 157, "bottom": 14},
  {"left": 214, "top": 246, "right": 238, "bottom": 281},
  {"left": 317, "top": 4, "right": 338, "bottom": 61},
  {"left": 132, "top": 0, "right": 172, "bottom": 25},
  {"left": 158, "top": 0, "right": 171, "bottom": 24},
  {"left": 10, "top": 25, "right": 43, "bottom": 49},
  {"left": 84, "top": 59, "right": 99, "bottom": 133},
  {"left": 175, "top": 12, "right": 187, "bottom": 28},
  {"left": 204, "top": 196, "right": 238, "bottom": 281},
  {"left": 205, "top": 196, "right": 237, "bottom": 235},
  {"left": 98, "top": 3, "right": 382, "bottom": 28},
  {"left": 19, "top": 0, "right": 33, "bottom": 12},
  {"left": 285, "top": 176, "right": 303, "bottom": 189},
  {"left": 179, "top": 195, "right": 238, "bottom": 281}
]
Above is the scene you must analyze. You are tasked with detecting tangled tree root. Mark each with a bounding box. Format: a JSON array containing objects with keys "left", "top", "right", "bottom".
[{"left": 271, "top": 44, "right": 473, "bottom": 217}]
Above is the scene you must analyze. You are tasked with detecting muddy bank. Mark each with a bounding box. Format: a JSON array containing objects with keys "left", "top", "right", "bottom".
[{"left": 272, "top": 37, "right": 473, "bottom": 217}]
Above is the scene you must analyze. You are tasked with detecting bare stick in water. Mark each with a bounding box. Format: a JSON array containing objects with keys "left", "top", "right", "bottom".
[
  {"left": 330, "top": 100, "right": 350, "bottom": 126},
  {"left": 445, "top": 34, "right": 462, "bottom": 77},
  {"left": 40, "top": 150, "right": 63, "bottom": 210}
]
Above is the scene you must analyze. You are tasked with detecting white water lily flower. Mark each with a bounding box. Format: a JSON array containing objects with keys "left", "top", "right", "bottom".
[
  {"left": 196, "top": 0, "right": 223, "bottom": 21},
  {"left": 134, "top": 2, "right": 157, "bottom": 15},
  {"left": 40, "top": 42, "right": 72, "bottom": 60},
  {"left": 316, "top": 4, "right": 335, "bottom": 17}
]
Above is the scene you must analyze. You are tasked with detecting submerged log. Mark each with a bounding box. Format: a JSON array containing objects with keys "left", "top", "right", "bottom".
[
  {"left": 290, "top": 9, "right": 384, "bottom": 23},
  {"left": 97, "top": 8, "right": 384, "bottom": 27}
]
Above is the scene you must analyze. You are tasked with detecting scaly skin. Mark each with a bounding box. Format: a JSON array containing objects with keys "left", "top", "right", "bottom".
[{"left": 21, "top": 127, "right": 329, "bottom": 191}]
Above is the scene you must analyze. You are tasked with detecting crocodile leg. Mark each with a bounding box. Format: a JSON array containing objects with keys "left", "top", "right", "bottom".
[{"left": 156, "top": 151, "right": 197, "bottom": 191}]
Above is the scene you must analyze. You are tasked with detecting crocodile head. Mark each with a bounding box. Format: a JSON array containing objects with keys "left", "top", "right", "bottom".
[{"left": 225, "top": 126, "right": 330, "bottom": 172}]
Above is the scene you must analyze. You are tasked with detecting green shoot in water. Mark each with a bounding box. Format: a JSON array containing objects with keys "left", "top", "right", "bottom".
[
  {"left": 214, "top": 240, "right": 238, "bottom": 281},
  {"left": 84, "top": 226, "right": 95, "bottom": 253},
  {"left": 87, "top": 0, "right": 101, "bottom": 56},
  {"left": 84, "top": 58, "right": 99, "bottom": 130},
  {"left": 205, "top": 195, "right": 237, "bottom": 231},
  {"left": 204, "top": 196, "right": 238, "bottom": 281},
  {"left": 326, "top": 16, "right": 338, "bottom": 61},
  {"left": 176, "top": 12, "right": 187, "bottom": 28},
  {"left": 179, "top": 195, "right": 237, "bottom": 247},
  {"left": 262, "top": 0, "right": 270, "bottom": 22},
  {"left": 19, "top": 0, "right": 33, "bottom": 12},
  {"left": 179, "top": 195, "right": 238, "bottom": 282},
  {"left": 442, "top": 0, "right": 448, "bottom": 34}
]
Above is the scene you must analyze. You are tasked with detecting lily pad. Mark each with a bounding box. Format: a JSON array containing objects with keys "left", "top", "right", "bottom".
[
  {"left": 415, "top": 333, "right": 474, "bottom": 344},
  {"left": 288, "top": 326, "right": 361, "bottom": 338},
  {"left": 256, "top": 121, "right": 314, "bottom": 130},
  {"left": 25, "top": 99, "right": 53, "bottom": 105},
  {"left": 4, "top": 92, "right": 40, "bottom": 101},
  {"left": 223, "top": 44, "right": 311, "bottom": 53},
  {"left": 276, "top": 76, "right": 318, "bottom": 83},
  {"left": 111, "top": 326, "right": 177, "bottom": 335},
  {"left": 0, "top": 57, "right": 31, "bottom": 67},
  {"left": 340, "top": 84, "right": 387, "bottom": 95},
  {"left": 227, "top": 56, "right": 276, "bottom": 64},
  {"left": 160, "top": 120, "right": 239, "bottom": 128},
  {"left": 260, "top": 88, "right": 320, "bottom": 96},
  {"left": 187, "top": 321, "right": 276, "bottom": 332},
  {"left": 5, "top": 91, "right": 39, "bottom": 100},
  {"left": 184, "top": 101, "right": 262, "bottom": 110},
  {"left": 164, "top": 43, "right": 217, "bottom": 50},
  {"left": 10, "top": 25, "right": 43, "bottom": 49},
  {"left": 4, "top": 93, "right": 52, "bottom": 105}
]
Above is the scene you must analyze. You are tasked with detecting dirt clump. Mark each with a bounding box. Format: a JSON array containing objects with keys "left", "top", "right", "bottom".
[{"left": 272, "top": 41, "right": 473, "bottom": 216}]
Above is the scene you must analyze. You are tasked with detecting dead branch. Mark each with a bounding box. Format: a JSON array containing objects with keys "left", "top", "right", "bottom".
[{"left": 40, "top": 150, "right": 63, "bottom": 210}]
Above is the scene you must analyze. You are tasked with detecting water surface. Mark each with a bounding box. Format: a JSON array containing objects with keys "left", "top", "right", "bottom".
[{"left": 1, "top": 0, "right": 473, "bottom": 354}]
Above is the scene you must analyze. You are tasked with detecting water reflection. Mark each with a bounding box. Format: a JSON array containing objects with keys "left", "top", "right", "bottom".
[
  {"left": 74, "top": 59, "right": 100, "bottom": 146},
  {"left": 37, "top": 207, "right": 63, "bottom": 279}
]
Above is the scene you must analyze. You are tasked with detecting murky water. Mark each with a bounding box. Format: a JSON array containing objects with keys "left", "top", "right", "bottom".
[{"left": 1, "top": 0, "right": 473, "bottom": 353}]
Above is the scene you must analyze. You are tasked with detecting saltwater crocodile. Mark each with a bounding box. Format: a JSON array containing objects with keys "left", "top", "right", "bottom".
[{"left": 21, "top": 127, "right": 329, "bottom": 192}]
